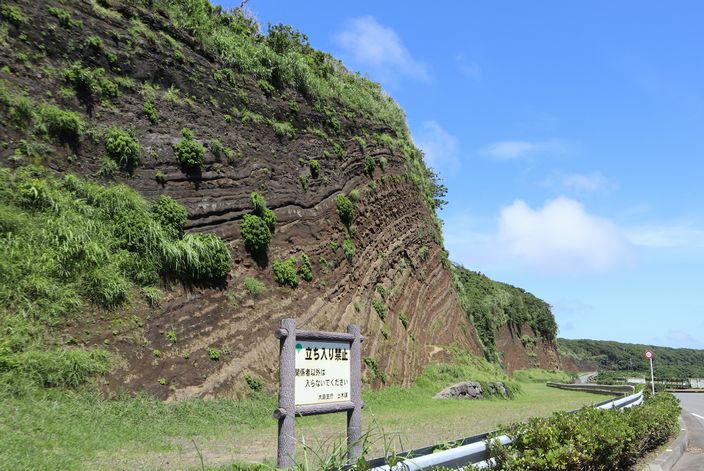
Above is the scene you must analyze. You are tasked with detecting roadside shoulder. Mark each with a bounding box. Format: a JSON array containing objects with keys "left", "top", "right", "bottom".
[{"left": 641, "top": 417, "right": 687, "bottom": 471}]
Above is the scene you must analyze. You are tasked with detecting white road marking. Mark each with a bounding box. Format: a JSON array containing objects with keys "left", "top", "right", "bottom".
[{"left": 692, "top": 413, "right": 704, "bottom": 421}]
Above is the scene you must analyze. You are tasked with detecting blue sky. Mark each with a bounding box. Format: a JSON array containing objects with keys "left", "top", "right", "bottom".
[{"left": 218, "top": 1, "right": 704, "bottom": 349}]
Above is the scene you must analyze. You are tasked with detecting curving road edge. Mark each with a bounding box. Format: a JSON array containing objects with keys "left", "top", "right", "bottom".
[
  {"left": 643, "top": 417, "right": 688, "bottom": 471},
  {"left": 646, "top": 391, "right": 704, "bottom": 471}
]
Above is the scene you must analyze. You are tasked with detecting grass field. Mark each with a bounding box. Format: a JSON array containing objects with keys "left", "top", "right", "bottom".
[{"left": 0, "top": 363, "right": 605, "bottom": 471}]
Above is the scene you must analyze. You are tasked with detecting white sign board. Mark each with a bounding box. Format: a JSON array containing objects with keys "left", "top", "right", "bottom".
[
  {"left": 626, "top": 377, "right": 646, "bottom": 384},
  {"left": 294, "top": 340, "right": 351, "bottom": 406}
]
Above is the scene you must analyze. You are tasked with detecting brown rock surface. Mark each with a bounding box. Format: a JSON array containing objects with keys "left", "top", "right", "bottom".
[{"left": 495, "top": 324, "right": 561, "bottom": 374}]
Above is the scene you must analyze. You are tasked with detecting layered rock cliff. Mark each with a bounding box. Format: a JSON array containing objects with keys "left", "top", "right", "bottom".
[{"left": 0, "top": 0, "right": 561, "bottom": 399}]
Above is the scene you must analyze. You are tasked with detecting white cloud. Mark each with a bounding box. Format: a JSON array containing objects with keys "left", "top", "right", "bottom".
[
  {"left": 497, "top": 197, "right": 631, "bottom": 273},
  {"left": 481, "top": 139, "right": 567, "bottom": 161},
  {"left": 334, "top": 16, "right": 429, "bottom": 84},
  {"left": 625, "top": 225, "right": 704, "bottom": 248},
  {"left": 413, "top": 120, "right": 458, "bottom": 169},
  {"left": 444, "top": 197, "right": 632, "bottom": 275},
  {"left": 543, "top": 171, "right": 612, "bottom": 194},
  {"left": 455, "top": 53, "right": 480, "bottom": 79},
  {"left": 560, "top": 172, "right": 609, "bottom": 193},
  {"left": 482, "top": 141, "right": 536, "bottom": 160},
  {"left": 666, "top": 329, "right": 703, "bottom": 348},
  {"left": 551, "top": 299, "right": 595, "bottom": 334}
]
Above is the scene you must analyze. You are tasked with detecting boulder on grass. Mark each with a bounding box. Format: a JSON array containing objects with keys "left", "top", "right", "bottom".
[
  {"left": 433, "top": 381, "right": 483, "bottom": 400},
  {"left": 433, "top": 381, "right": 509, "bottom": 400}
]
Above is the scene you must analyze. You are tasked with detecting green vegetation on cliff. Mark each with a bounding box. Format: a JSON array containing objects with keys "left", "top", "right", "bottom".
[
  {"left": 453, "top": 265, "right": 558, "bottom": 362},
  {"left": 0, "top": 166, "right": 230, "bottom": 393},
  {"left": 126, "top": 0, "right": 447, "bottom": 220},
  {"left": 559, "top": 338, "right": 704, "bottom": 380},
  {"left": 156, "top": 2, "right": 406, "bottom": 130},
  {"left": 0, "top": 0, "right": 449, "bottom": 396}
]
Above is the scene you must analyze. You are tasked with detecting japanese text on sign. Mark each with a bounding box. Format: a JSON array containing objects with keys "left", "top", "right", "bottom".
[{"left": 294, "top": 340, "right": 350, "bottom": 406}]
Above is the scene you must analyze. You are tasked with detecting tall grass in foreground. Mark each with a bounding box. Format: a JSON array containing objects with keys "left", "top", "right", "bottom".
[
  {"left": 0, "top": 165, "right": 231, "bottom": 393},
  {"left": 0, "top": 367, "right": 602, "bottom": 470},
  {"left": 0, "top": 388, "right": 275, "bottom": 471}
]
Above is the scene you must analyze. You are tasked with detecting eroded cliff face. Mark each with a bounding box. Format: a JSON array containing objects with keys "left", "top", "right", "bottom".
[
  {"left": 107, "top": 175, "right": 484, "bottom": 399},
  {"left": 1, "top": 0, "right": 488, "bottom": 399},
  {"left": 495, "top": 324, "right": 561, "bottom": 374}
]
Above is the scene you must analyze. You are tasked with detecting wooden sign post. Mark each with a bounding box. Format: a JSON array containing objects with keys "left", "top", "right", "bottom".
[
  {"left": 274, "top": 318, "right": 363, "bottom": 468},
  {"left": 645, "top": 349, "right": 655, "bottom": 394}
]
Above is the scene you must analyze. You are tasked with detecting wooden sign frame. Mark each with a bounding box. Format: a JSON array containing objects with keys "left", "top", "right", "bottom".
[{"left": 274, "top": 318, "right": 363, "bottom": 468}]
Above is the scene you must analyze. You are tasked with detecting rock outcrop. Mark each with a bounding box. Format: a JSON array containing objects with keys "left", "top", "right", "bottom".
[{"left": 433, "top": 381, "right": 508, "bottom": 400}]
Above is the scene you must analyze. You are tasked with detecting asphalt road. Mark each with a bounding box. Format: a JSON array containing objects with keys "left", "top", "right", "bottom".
[
  {"left": 578, "top": 372, "right": 597, "bottom": 384},
  {"left": 672, "top": 393, "right": 704, "bottom": 470}
]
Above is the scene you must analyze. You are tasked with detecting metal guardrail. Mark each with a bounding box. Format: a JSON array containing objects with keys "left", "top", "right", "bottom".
[
  {"left": 368, "top": 435, "right": 511, "bottom": 471},
  {"left": 366, "top": 390, "right": 644, "bottom": 470},
  {"left": 595, "top": 390, "right": 643, "bottom": 410},
  {"left": 546, "top": 382, "right": 635, "bottom": 395}
]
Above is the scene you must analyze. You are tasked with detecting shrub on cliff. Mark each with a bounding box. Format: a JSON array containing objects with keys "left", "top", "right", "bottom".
[
  {"left": 261, "top": 208, "right": 276, "bottom": 232},
  {"left": 151, "top": 195, "right": 187, "bottom": 239},
  {"left": 363, "top": 155, "right": 375, "bottom": 175},
  {"left": 62, "top": 62, "right": 118, "bottom": 99},
  {"left": 250, "top": 191, "right": 267, "bottom": 215},
  {"left": 272, "top": 257, "right": 298, "bottom": 287},
  {"left": 342, "top": 238, "right": 355, "bottom": 262},
  {"left": 240, "top": 214, "right": 271, "bottom": 254},
  {"left": 336, "top": 194, "right": 355, "bottom": 226},
  {"left": 174, "top": 128, "right": 205, "bottom": 169},
  {"left": 249, "top": 192, "right": 276, "bottom": 231},
  {"left": 166, "top": 233, "right": 231, "bottom": 281},
  {"left": 0, "top": 5, "right": 25, "bottom": 25},
  {"left": 143, "top": 100, "right": 158, "bottom": 123},
  {"left": 38, "top": 104, "right": 83, "bottom": 145},
  {"left": 105, "top": 127, "right": 140, "bottom": 169},
  {"left": 298, "top": 253, "right": 313, "bottom": 282},
  {"left": 309, "top": 159, "right": 320, "bottom": 178}
]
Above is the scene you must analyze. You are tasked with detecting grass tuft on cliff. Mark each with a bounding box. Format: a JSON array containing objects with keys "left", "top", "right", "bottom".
[{"left": 0, "top": 166, "right": 231, "bottom": 394}]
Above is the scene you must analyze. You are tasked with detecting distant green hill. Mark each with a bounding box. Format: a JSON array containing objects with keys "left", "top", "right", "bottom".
[{"left": 558, "top": 338, "right": 704, "bottom": 380}]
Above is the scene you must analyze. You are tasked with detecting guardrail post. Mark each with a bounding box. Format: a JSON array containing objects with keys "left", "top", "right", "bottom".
[
  {"left": 347, "top": 324, "right": 362, "bottom": 462},
  {"left": 276, "top": 318, "right": 296, "bottom": 469}
]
